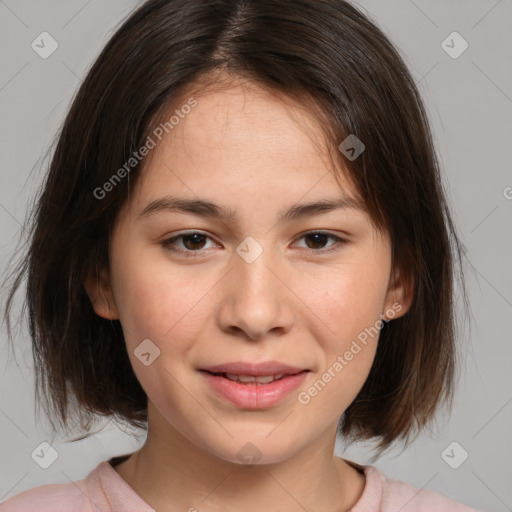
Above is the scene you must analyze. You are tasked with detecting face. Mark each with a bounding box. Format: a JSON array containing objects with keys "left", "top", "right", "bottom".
[{"left": 86, "top": 77, "right": 409, "bottom": 465}]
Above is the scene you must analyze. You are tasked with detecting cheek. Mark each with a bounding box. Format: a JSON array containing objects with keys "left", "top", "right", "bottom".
[
  {"left": 301, "top": 262, "right": 389, "bottom": 348},
  {"left": 109, "top": 254, "right": 208, "bottom": 409},
  {"left": 110, "top": 250, "right": 206, "bottom": 352},
  {"left": 295, "top": 264, "right": 387, "bottom": 407}
]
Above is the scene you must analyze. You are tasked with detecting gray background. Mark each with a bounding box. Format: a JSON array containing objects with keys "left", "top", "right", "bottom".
[{"left": 0, "top": 1, "right": 511, "bottom": 510}]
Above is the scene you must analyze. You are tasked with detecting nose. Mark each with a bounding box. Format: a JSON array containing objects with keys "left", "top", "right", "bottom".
[{"left": 217, "top": 240, "right": 295, "bottom": 341}]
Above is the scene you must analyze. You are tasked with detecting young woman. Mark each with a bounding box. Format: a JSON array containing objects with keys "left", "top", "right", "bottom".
[{"left": 1, "top": 0, "right": 477, "bottom": 510}]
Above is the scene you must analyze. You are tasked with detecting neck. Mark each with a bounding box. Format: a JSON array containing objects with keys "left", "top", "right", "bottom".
[{"left": 114, "top": 406, "right": 365, "bottom": 512}]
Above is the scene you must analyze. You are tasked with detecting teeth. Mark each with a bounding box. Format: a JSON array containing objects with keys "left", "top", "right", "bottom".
[
  {"left": 238, "top": 375, "right": 256, "bottom": 383},
  {"left": 255, "top": 375, "right": 274, "bottom": 384},
  {"left": 222, "top": 373, "right": 286, "bottom": 384}
]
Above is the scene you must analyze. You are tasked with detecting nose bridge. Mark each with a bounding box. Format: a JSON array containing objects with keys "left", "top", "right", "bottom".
[
  {"left": 218, "top": 235, "right": 293, "bottom": 340},
  {"left": 235, "top": 235, "right": 278, "bottom": 295}
]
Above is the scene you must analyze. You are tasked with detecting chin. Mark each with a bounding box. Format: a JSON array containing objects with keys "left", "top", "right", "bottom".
[{"left": 198, "top": 430, "right": 305, "bottom": 467}]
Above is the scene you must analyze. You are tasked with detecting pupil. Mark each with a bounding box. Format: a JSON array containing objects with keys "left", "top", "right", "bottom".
[
  {"left": 184, "top": 234, "right": 206, "bottom": 250},
  {"left": 182, "top": 234, "right": 328, "bottom": 251},
  {"left": 307, "top": 233, "right": 327, "bottom": 249}
]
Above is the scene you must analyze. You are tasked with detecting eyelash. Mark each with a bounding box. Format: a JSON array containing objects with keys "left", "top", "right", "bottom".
[{"left": 161, "top": 231, "right": 346, "bottom": 256}]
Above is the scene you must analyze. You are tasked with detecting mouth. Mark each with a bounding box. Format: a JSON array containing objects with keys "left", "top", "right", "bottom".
[
  {"left": 202, "top": 371, "right": 300, "bottom": 384},
  {"left": 199, "top": 361, "right": 308, "bottom": 376},
  {"left": 199, "top": 362, "right": 310, "bottom": 409}
]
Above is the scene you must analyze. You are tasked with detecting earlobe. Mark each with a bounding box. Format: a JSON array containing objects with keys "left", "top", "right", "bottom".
[{"left": 83, "top": 267, "right": 119, "bottom": 320}]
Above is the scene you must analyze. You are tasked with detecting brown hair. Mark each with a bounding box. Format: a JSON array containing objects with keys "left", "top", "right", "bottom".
[{"left": 2, "top": 0, "right": 469, "bottom": 455}]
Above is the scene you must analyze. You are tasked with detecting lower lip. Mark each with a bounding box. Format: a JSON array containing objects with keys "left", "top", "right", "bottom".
[{"left": 200, "top": 371, "right": 308, "bottom": 409}]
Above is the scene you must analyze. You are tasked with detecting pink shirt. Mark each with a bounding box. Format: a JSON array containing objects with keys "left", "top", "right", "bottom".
[{"left": 0, "top": 456, "right": 479, "bottom": 511}]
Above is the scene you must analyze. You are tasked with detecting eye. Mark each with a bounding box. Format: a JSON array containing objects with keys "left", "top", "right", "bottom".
[
  {"left": 161, "top": 230, "right": 346, "bottom": 256},
  {"left": 161, "top": 231, "right": 218, "bottom": 255},
  {"left": 293, "top": 231, "right": 346, "bottom": 253}
]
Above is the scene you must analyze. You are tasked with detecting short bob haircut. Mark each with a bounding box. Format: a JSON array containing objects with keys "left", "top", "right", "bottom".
[{"left": 3, "top": 0, "right": 469, "bottom": 455}]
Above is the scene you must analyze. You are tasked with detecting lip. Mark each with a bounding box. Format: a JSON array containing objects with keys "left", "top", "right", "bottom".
[
  {"left": 200, "top": 361, "right": 306, "bottom": 376},
  {"left": 199, "top": 361, "right": 309, "bottom": 409}
]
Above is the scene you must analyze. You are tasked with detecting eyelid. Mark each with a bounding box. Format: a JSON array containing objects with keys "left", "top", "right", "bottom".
[
  {"left": 293, "top": 231, "right": 346, "bottom": 251},
  {"left": 161, "top": 230, "right": 347, "bottom": 256},
  {"left": 161, "top": 230, "right": 220, "bottom": 253}
]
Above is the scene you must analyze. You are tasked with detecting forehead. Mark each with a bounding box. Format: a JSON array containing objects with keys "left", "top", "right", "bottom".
[{"left": 130, "top": 79, "right": 362, "bottom": 215}]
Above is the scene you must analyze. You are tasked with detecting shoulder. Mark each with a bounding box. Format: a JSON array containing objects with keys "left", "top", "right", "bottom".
[
  {"left": 374, "top": 467, "right": 479, "bottom": 511},
  {"left": 0, "top": 479, "right": 91, "bottom": 512},
  {"left": 382, "top": 474, "right": 479, "bottom": 511},
  {"left": 0, "top": 460, "right": 111, "bottom": 512},
  {"left": 347, "top": 460, "right": 480, "bottom": 512},
  {"left": 0, "top": 457, "right": 153, "bottom": 512}
]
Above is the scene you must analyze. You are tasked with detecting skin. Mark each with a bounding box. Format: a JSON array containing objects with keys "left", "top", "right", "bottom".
[{"left": 84, "top": 75, "right": 412, "bottom": 512}]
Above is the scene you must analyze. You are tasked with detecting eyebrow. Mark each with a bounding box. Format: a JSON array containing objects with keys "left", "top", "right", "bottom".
[{"left": 138, "top": 194, "right": 365, "bottom": 224}]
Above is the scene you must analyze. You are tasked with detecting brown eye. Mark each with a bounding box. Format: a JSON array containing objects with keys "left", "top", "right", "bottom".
[
  {"left": 304, "top": 233, "right": 330, "bottom": 249},
  {"left": 180, "top": 233, "right": 208, "bottom": 250},
  {"left": 161, "top": 231, "right": 346, "bottom": 257},
  {"left": 161, "top": 232, "right": 216, "bottom": 254},
  {"left": 295, "top": 232, "right": 346, "bottom": 253}
]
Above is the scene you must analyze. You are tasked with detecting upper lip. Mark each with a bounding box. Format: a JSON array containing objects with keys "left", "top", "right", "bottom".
[{"left": 200, "top": 361, "right": 308, "bottom": 376}]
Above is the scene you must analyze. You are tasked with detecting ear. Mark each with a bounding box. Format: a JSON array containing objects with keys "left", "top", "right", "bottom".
[
  {"left": 83, "top": 266, "right": 119, "bottom": 320},
  {"left": 383, "top": 264, "right": 414, "bottom": 321}
]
